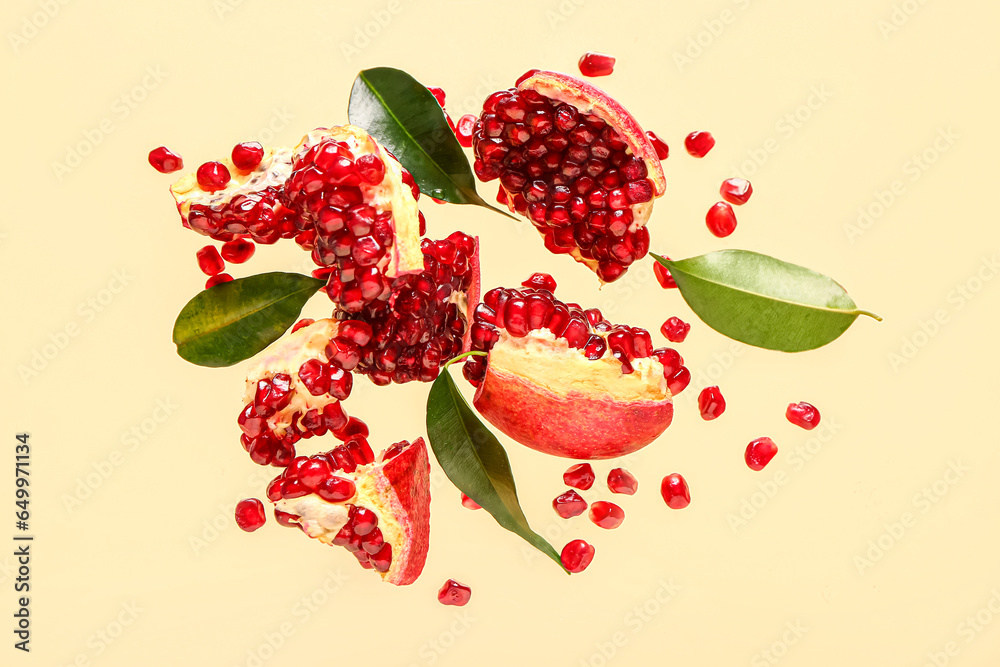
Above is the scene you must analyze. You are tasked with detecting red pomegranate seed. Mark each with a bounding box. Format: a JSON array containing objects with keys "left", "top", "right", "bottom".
[
  {"left": 667, "top": 367, "right": 691, "bottom": 395},
  {"left": 205, "top": 273, "right": 233, "bottom": 289},
  {"left": 684, "top": 131, "right": 715, "bottom": 158},
  {"left": 552, "top": 489, "right": 588, "bottom": 518},
  {"left": 607, "top": 468, "right": 638, "bottom": 495},
  {"left": 652, "top": 259, "right": 676, "bottom": 289},
  {"left": 461, "top": 492, "right": 482, "bottom": 510},
  {"left": 427, "top": 86, "right": 447, "bottom": 107},
  {"left": 697, "top": 386, "right": 726, "bottom": 421},
  {"left": 521, "top": 272, "right": 557, "bottom": 292},
  {"left": 221, "top": 238, "right": 255, "bottom": 264},
  {"left": 660, "top": 316, "right": 690, "bottom": 343},
  {"left": 745, "top": 437, "right": 778, "bottom": 471},
  {"left": 706, "top": 202, "right": 737, "bottom": 238},
  {"left": 148, "top": 146, "right": 183, "bottom": 173},
  {"left": 316, "top": 477, "right": 355, "bottom": 503},
  {"left": 369, "top": 542, "right": 392, "bottom": 573},
  {"left": 646, "top": 131, "right": 669, "bottom": 160},
  {"left": 231, "top": 141, "right": 264, "bottom": 171},
  {"left": 720, "top": 177, "right": 753, "bottom": 205},
  {"left": 660, "top": 473, "right": 690, "bottom": 509},
  {"left": 578, "top": 52, "right": 616, "bottom": 77},
  {"left": 560, "top": 539, "right": 596, "bottom": 573},
  {"left": 274, "top": 509, "right": 299, "bottom": 527},
  {"left": 456, "top": 114, "right": 477, "bottom": 148},
  {"left": 563, "top": 463, "right": 595, "bottom": 490},
  {"left": 786, "top": 402, "right": 821, "bottom": 430},
  {"left": 589, "top": 501, "right": 625, "bottom": 529},
  {"left": 196, "top": 246, "right": 225, "bottom": 276},
  {"left": 438, "top": 579, "right": 472, "bottom": 606},
  {"left": 291, "top": 318, "right": 315, "bottom": 333},
  {"left": 234, "top": 498, "right": 266, "bottom": 532},
  {"left": 196, "top": 161, "right": 231, "bottom": 191}
]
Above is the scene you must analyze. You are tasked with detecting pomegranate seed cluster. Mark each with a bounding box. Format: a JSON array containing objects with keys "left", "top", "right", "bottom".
[{"left": 472, "top": 88, "right": 654, "bottom": 282}]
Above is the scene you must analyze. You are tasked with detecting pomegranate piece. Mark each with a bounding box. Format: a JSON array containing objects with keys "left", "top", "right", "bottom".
[
  {"left": 552, "top": 489, "right": 588, "bottom": 518},
  {"left": 467, "top": 279, "right": 674, "bottom": 459},
  {"left": 205, "top": 273, "right": 233, "bottom": 289},
  {"left": 706, "top": 202, "right": 737, "bottom": 238},
  {"left": 472, "top": 71, "right": 666, "bottom": 283},
  {"left": 196, "top": 246, "right": 225, "bottom": 276},
  {"left": 652, "top": 259, "right": 676, "bottom": 289},
  {"left": 196, "top": 161, "right": 232, "bottom": 191},
  {"left": 697, "top": 386, "right": 726, "bottom": 421},
  {"left": 563, "top": 463, "right": 596, "bottom": 490},
  {"left": 660, "top": 473, "right": 690, "bottom": 509},
  {"left": 148, "top": 146, "right": 183, "bottom": 173},
  {"left": 786, "top": 402, "right": 821, "bottom": 430},
  {"left": 232, "top": 141, "right": 265, "bottom": 171},
  {"left": 720, "top": 177, "right": 752, "bottom": 205},
  {"left": 660, "top": 316, "right": 690, "bottom": 343},
  {"left": 607, "top": 468, "right": 638, "bottom": 495},
  {"left": 221, "top": 238, "right": 255, "bottom": 264},
  {"left": 235, "top": 498, "right": 266, "bottom": 532},
  {"left": 578, "top": 52, "right": 616, "bottom": 77},
  {"left": 455, "top": 114, "right": 477, "bottom": 148},
  {"left": 460, "top": 492, "right": 482, "bottom": 510},
  {"left": 745, "top": 437, "right": 778, "bottom": 471},
  {"left": 589, "top": 501, "right": 625, "bottom": 529},
  {"left": 684, "top": 131, "right": 715, "bottom": 157},
  {"left": 438, "top": 579, "right": 472, "bottom": 606},
  {"left": 646, "top": 131, "right": 669, "bottom": 160},
  {"left": 560, "top": 539, "right": 596, "bottom": 573}
]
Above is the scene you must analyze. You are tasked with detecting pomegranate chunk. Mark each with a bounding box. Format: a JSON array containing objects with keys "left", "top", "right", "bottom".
[
  {"left": 563, "top": 463, "right": 596, "bottom": 490},
  {"left": 560, "top": 539, "right": 595, "bottom": 573},
  {"left": 745, "top": 437, "right": 778, "bottom": 471},
  {"left": 684, "top": 131, "right": 715, "bottom": 157},
  {"left": 235, "top": 498, "right": 266, "bottom": 532},
  {"left": 652, "top": 259, "right": 676, "bottom": 289},
  {"left": 231, "top": 141, "right": 265, "bottom": 171},
  {"left": 607, "top": 468, "right": 638, "bottom": 495},
  {"left": 552, "top": 489, "right": 587, "bottom": 518},
  {"left": 589, "top": 500, "right": 625, "bottom": 529},
  {"left": 196, "top": 246, "right": 225, "bottom": 276},
  {"left": 461, "top": 492, "right": 482, "bottom": 510},
  {"left": 660, "top": 473, "right": 690, "bottom": 509},
  {"left": 660, "top": 316, "right": 690, "bottom": 343},
  {"left": 646, "top": 131, "right": 669, "bottom": 160},
  {"left": 697, "top": 386, "right": 726, "bottom": 421},
  {"left": 148, "top": 146, "right": 183, "bottom": 173},
  {"left": 706, "top": 202, "right": 737, "bottom": 238},
  {"left": 786, "top": 402, "right": 821, "bottom": 430},
  {"left": 578, "top": 52, "right": 616, "bottom": 77},
  {"left": 196, "top": 161, "right": 231, "bottom": 191},
  {"left": 438, "top": 579, "right": 472, "bottom": 606},
  {"left": 720, "top": 178, "right": 753, "bottom": 205}
]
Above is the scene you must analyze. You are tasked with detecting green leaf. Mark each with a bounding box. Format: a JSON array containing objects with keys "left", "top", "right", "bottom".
[
  {"left": 348, "top": 67, "right": 513, "bottom": 218},
  {"left": 652, "top": 251, "right": 881, "bottom": 352},
  {"left": 172, "top": 272, "right": 326, "bottom": 367},
  {"left": 426, "top": 368, "right": 566, "bottom": 572}
]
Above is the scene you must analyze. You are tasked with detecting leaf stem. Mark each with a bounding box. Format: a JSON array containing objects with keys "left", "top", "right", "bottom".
[{"left": 442, "top": 350, "right": 487, "bottom": 371}]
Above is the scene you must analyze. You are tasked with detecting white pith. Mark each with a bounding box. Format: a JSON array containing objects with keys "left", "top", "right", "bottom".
[{"left": 170, "top": 147, "right": 294, "bottom": 216}]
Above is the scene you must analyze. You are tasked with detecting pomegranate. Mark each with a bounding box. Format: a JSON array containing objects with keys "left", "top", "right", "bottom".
[
  {"left": 148, "top": 146, "right": 183, "bottom": 173},
  {"left": 235, "top": 498, "right": 266, "bottom": 532},
  {"left": 646, "top": 131, "right": 669, "bottom": 160},
  {"left": 660, "top": 473, "right": 690, "bottom": 509},
  {"left": 438, "top": 579, "right": 472, "bottom": 606},
  {"left": 706, "top": 201, "right": 737, "bottom": 238},
  {"left": 720, "top": 178, "right": 752, "bottom": 205},
  {"left": 563, "top": 463, "right": 595, "bottom": 490},
  {"left": 745, "top": 437, "right": 778, "bottom": 471},
  {"left": 786, "top": 402, "right": 820, "bottom": 430},
  {"left": 578, "top": 52, "right": 616, "bottom": 77},
  {"left": 606, "top": 468, "right": 638, "bottom": 495},
  {"left": 589, "top": 500, "right": 624, "bottom": 529},
  {"left": 471, "top": 71, "right": 666, "bottom": 283},
  {"left": 660, "top": 316, "right": 690, "bottom": 343},
  {"left": 552, "top": 489, "right": 588, "bottom": 518},
  {"left": 684, "top": 131, "right": 715, "bottom": 157},
  {"left": 560, "top": 539, "right": 595, "bottom": 573},
  {"left": 268, "top": 437, "right": 430, "bottom": 586},
  {"left": 697, "top": 386, "right": 726, "bottom": 420},
  {"left": 463, "top": 278, "right": 679, "bottom": 459}
]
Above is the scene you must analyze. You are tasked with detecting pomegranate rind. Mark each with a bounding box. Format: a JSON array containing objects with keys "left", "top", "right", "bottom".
[
  {"left": 461, "top": 237, "right": 481, "bottom": 354},
  {"left": 368, "top": 437, "right": 430, "bottom": 585},
  {"left": 473, "top": 363, "right": 673, "bottom": 459},
  {"left": 517, "top": 71, "right": 666, "bottom": 196}
]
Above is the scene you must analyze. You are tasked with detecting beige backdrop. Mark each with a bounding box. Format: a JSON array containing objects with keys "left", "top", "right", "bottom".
[{"left": 4, "top": 0, "right": 999, "bottom": 665}]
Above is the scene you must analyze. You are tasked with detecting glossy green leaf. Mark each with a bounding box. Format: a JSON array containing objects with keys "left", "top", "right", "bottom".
[
  {"left": 652, "top": 251, "right": 881, "bottom": 352},
  {"left": 348, "top": 67, "right": 512, "bottom": 217},
  {"left": 426, "top": 367, "right": 566, "bottom": 572},
  {"left": 173, "top": 272, "right": 326, "bottom": 367}
]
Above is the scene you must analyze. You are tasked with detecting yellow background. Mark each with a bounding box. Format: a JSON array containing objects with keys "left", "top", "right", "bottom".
[{"left": 4, "top": 0, "right": 999, "bottom": 665}]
